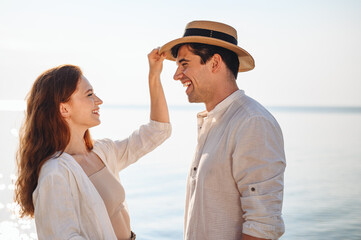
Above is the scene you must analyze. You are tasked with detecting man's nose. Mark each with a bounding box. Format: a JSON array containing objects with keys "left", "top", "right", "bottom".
[{"left": 173, "top": 67, "right": 183, "bottom": 81}]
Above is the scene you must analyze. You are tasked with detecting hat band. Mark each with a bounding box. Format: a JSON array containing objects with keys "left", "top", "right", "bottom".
[{"left": 183, "top": 28, "right": 238, "bottom": 45}]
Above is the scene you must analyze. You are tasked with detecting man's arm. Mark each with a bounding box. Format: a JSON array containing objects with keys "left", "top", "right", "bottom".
[{"left": 232, "top": 115, "right": 286, "bottom": 239}]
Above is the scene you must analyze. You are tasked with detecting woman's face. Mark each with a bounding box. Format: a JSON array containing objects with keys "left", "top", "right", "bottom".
[{"left": 63, "top": 76, "right": 103, "bottom": 130}]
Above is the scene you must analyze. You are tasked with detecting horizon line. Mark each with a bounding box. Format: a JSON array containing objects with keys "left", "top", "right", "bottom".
[{"left": 1, "top": 100, "right": 361, "bottom": 113}]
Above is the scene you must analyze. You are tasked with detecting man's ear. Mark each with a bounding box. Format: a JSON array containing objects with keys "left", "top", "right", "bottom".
[
  {"left": 211, "top": 54, "right": 222, "bottom": 73},
  {"left": 59, "top": 103, "right": 70, "bottom": 118}
]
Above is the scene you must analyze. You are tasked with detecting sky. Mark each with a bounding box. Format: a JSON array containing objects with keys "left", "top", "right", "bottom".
[{"left": 1, "top": 0, "right": 361, "bottom": 107}]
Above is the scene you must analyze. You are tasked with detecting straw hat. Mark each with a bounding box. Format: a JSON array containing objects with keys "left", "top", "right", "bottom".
[{"left": 159, "top": 20, "right": 255, "bottom": 72}]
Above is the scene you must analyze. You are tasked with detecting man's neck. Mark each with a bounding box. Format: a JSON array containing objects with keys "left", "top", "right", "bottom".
[{"left": 205, "top": 82, "right": 238, "bottom": 112}]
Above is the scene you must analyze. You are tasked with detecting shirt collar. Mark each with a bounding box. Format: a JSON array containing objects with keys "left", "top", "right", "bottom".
[{"left": 197, "top": 89, "right": 245, "bottom": 120}]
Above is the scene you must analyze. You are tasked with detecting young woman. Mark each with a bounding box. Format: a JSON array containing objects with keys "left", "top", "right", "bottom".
[{"left": 14, "top": 49, "right": 171, "bottom": 239}]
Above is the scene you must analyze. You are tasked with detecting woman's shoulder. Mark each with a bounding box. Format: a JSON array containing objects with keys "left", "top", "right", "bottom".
[
  {"left": 37, "top": 153, "right": 74, "bottom": 183},
  {"left": 94, "top": 138, "right": 114, "bottom": 147},
  {"left": 33, "top": 154, "right": 79, "bottom": 204},
  {"left": 93, "top": 138, "right": 117, "bottom": 154}
]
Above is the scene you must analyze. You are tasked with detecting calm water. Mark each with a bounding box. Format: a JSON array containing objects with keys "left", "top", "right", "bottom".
[{"left": 0, "top": 106, "right": 360, "bottom": 240}]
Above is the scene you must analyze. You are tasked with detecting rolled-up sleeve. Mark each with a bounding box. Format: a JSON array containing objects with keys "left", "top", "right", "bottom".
[
  {"left": 99, "top": 120, "right": 171, "bottom": 172},
  {"left": 33, "top": 172, "right": 86, "bottom": 240},
  {"left": 232, "top": 116, "right": 286, "bottom": 239}
]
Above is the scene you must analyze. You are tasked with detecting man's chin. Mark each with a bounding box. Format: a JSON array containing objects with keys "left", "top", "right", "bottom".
[
  {"left": 187, "top": 95, "right": 194, "bottom": 103},
  {"left": 187, "top": 95, "right": 201, "bottom": 104}
]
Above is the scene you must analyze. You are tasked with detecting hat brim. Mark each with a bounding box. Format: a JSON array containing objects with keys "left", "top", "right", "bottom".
[{"left": 159, "top": 36, "right": 255, "bottom": 72}]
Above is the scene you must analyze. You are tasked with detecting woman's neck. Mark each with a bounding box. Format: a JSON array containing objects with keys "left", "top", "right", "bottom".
[{"left": 64, "top": 127, "right": 89, "bottom": 155}]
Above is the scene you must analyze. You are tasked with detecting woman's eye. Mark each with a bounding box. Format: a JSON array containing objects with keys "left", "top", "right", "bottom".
[{"left": 88, "top": 93, "right": 93, "bottom": 96}]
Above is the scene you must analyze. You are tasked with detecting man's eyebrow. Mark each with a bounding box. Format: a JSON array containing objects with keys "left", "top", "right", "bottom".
[{"left": 178, "top": 58, "right": 190, "bottom": 64}]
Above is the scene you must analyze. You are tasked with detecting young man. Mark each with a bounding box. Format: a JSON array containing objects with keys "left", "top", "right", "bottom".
[{"left": 160, "top": 20, "right": 286, "bottom": 240}]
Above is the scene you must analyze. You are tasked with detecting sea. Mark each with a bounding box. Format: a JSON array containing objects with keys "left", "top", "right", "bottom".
[{"left": 0, "top": 104, "right": 360, "bottom": 240}]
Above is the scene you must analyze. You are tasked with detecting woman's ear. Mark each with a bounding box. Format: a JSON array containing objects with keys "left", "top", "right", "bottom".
[{"left": 59, "top": 103, "right": 70, "bottom": 118}]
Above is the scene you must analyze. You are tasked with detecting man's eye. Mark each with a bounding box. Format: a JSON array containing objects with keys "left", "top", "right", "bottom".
[{"left": 88, "top": 93, "right": 93, "bottom": 96}]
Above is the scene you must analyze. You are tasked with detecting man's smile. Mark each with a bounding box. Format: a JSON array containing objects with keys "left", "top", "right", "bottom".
[
  {"left": 182, "top": 80, "right": 193, "bottom": 95},
  {"left": 182, "top": 81, "right": 191, "bottom": 87}
]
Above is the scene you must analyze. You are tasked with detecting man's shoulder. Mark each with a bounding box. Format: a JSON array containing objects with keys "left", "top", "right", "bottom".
[{"left": 231, "top": 93, "right": 273, "bottom": 120}]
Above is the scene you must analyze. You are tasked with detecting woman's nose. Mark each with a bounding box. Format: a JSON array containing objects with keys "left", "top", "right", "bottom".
[{"left": 95, "top": 94, "right": 103, "bottom": 105}]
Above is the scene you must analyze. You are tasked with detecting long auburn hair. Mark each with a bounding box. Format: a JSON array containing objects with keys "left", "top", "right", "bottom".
[{"left": 14, "top": 64, "right": 94, "bottom": 218}]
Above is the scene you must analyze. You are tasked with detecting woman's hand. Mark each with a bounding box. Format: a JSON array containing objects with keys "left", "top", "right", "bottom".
[{"left": 148, "top": 48, "right": 166, "bottom": 78}]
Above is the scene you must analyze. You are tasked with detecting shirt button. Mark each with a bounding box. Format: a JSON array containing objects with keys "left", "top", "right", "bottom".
[
  {"left": 251, "top": 187, "right": 256, "bottom": 191},
  {"left": 193, "top": 167, "right": 197, "bottom": 171}
]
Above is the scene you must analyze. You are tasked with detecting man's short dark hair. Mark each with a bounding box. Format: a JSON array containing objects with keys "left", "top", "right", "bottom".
[{"left": 171, "top": 43, "right": 239, "bottom": 79}]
